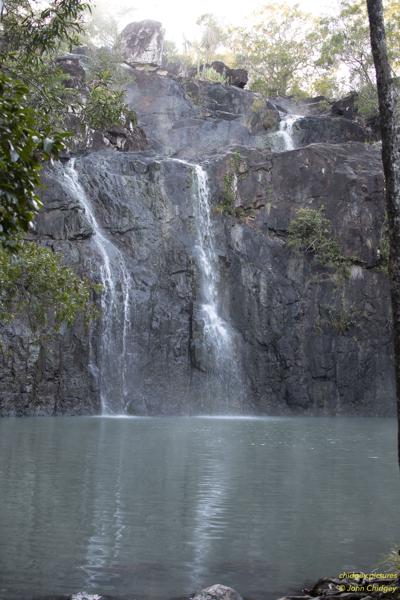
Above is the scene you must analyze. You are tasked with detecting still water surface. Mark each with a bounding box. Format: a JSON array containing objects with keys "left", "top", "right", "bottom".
[{"left": 0, "top": 416, "right": 398, "bottom": 600}]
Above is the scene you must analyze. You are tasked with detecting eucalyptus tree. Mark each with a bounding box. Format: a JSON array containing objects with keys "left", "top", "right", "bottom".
[
  {"left": 366, "top": 0, "right": 400, "bottom": 465},
  {"left": 227, "top": 3, "right": 322, "bottom": 97},
  {"left": 318, "top": 0, "right": 400, "bottom": 114}
]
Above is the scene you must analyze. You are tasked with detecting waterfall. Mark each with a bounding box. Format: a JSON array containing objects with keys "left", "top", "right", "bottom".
[
  {"left": 60, "top": 159, "right": 132, "bottom": 415},
  {"left": 277, "top": 114, "right": 301, "bottom": 151},
  {"left": 267, "top": 113, "right": 302, "bottom": 152},
  {"left": 172, "top": 159, "right": 243, "bottom": 411},
  {"left": 192, "top": 165, "right": 231, "bottom": 355}
]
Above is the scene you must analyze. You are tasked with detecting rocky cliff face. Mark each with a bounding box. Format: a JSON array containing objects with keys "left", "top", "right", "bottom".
[{"left": 0, "top": 63, "right": 394, "bottom": 416}]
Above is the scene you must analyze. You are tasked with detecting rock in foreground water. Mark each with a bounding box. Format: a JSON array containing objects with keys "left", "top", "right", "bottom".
[{"left": 192, "top": 584, "right": 244, "bottom": 600}]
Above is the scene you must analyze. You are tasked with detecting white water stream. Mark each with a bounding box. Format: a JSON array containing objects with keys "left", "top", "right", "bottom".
[
  {"left": 192, "top": 164, "right": 231, "bottom": 354},
  {"left": 267, "top": 112, "right": 302, "bottom": 152},
  {"left": 279, "top": 114, "right": 300, "bottom": 150},
  {"left": 60, "top": 156, "right": 242, "bottom": 412},
  {"left": 61, "top": 159, "right": 132, "bottom": 415},
  {"left": 171, "top": 158, "right": 241, "bottom": 407}
]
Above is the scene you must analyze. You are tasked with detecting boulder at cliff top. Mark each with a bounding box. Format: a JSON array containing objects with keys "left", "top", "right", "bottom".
[{"left": 120, "top": 20, "right": 164, "bottom": 66}]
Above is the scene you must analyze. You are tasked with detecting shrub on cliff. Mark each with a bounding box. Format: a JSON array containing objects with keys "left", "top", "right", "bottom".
[
  {"left": 0, "top": 241, "right": 98, "bottom": 333},
  {"left": 288, "top": 207, "right": 343, "bottom": 268}
]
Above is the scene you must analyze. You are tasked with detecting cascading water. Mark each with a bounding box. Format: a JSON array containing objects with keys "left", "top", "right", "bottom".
[
  {"left": 172, "top": 159, "right": 243, "bottom": 410},
  {"left": 269, "top": 112, "right": 302, "bottom": 152},
  {"left": 192, "top": 165, "right": 231, "bottom": 356},
  {"left": 60, "top": 159, "right": 132, "bottom": 415}
]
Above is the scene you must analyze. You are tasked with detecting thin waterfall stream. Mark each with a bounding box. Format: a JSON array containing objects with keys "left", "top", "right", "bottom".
[
  {"left": 267, "top": 111, "right": 302, "bottom": 152},
  {"left": 60, "top": 159, "right": 132, "bottom": 415},
  {"left": 278, "top": 114, "right": 302, "bottom": 151},
  {"left": 171, "top": 158, "right": 243, "bottom": 410},
  {"left": 192, "top": 164, "right": 231, "bottom": 353}
]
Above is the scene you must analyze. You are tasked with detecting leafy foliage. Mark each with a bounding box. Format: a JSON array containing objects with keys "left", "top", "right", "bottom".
[
  {"left": 0, "top": 0, "right": 99, "bottom": 328},
  {"left": 317, "top": 0, "right": 400, "bottom": 115},
  {"left": 0, "top": 0, "right": 90, "bottom": 244},
  {"left": 215, "top": 153, "right": 246, "bottom": 216},
  {"left": 196, "top": 14, "right": 226, "bottom": 65},
  {"left": 0, "top": 72, "right": 67, "bottom": 249},
  {"left": 82, "top": 4, "right": 119, "bottom": 48},
  {"left": 1, "top": 0, "right": 90, "bottom": 57},
  {"left": 169, "top": 14, "right": 229, "bottom": 75},
  {"left": 0, "top": 0, "right": 137, "bottom": 244},
  {"left": 83, "top": 71, "right": 136, "bottom": 130},
  {"left": 0, "top": 241, "right": 98, "bottom": 330}
]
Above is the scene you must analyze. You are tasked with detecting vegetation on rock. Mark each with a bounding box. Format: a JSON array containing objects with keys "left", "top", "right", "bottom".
[
  {"left": 288, "top": 208, "right": 340, "bottom": 263},
  {"left": 83, "top": 70, "right": 137, "bottom": 131},
  {"left": 0, "top": 241, "right": 98, "bottom": 332},
  {"left": 0, "top": 72, "right": 66, "bottom": 249},
  {"left": 288, "top": 207, "right": 350, "bottom": 276},
  {"left": 0, "top": 0, "right": 103, "bottom": 326}
]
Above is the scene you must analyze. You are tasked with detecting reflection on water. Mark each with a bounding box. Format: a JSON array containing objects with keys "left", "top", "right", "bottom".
[{"left": 0, "top": 416, "right": 398, "bottom": 600}]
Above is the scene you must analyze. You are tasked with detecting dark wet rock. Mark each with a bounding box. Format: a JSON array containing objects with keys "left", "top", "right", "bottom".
[
  {"left": 189, "top": 61, "right": 248, "bottom": 89},
  {"left": 91, "top": 125, "right": 147, "bottom": 152},
  {"left": 56, "top": 55, "right": 86, "bottom": 87},
  {"left": 71, "top": 45, "right": 90, "bottom": 56},
  {"left": 293, "top": 116, "right": 367, "bottom": 145},
  {"left": 208, "top": 142, "right": 393, "bottom": 416},
  {"left": 331, "top": 92, "right": 359, "bottom": 120},
  {"left": 365, "top": 113, "right": 381, "bottom": 141},
  {"left": 120, "top": 20, "right": 164, "bottom": 66},
  {"left": 0, "top": 67, "right": 395, "bottom": 417},
  {"left": 125, "top": 68, "right": 279, "bottom": 157},
  {"left": 192, "top": 584, "right": 243, "bottom": 600},
  {"left": 211, "top": 61, "right": 248, "bottom": 88},
  {"left": 268, "top": 95, "right": 330, "bottom": 116}
]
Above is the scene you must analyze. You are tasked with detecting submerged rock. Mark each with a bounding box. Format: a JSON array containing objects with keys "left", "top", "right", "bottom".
[{"left": 192, "top": 584, "right": 243, "bottom": 600}]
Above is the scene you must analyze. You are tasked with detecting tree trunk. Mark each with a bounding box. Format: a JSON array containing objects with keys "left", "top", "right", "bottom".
[{"left": 366, "top": 0, "right": 400, "bottom": 466}]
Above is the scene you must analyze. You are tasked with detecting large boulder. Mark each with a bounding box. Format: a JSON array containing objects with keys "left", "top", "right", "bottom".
[
  {"left": 211, "top": 61, "right": 248, "bottom": 88},
  {"left": 120, "top": 20, "right": 164, "bottom": 66}
]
